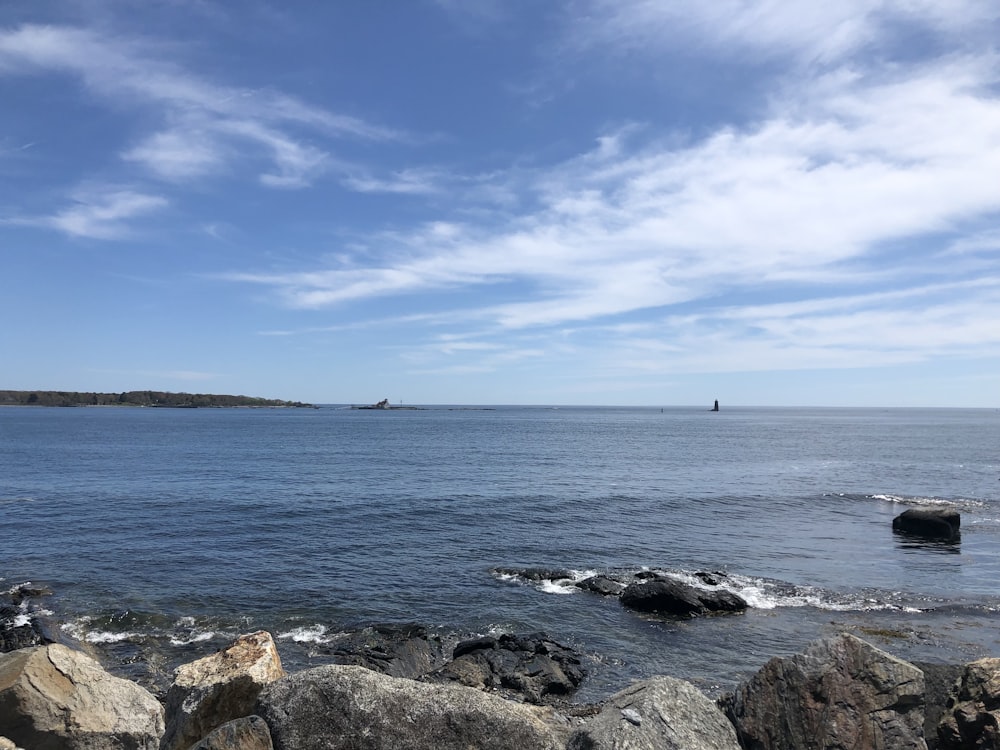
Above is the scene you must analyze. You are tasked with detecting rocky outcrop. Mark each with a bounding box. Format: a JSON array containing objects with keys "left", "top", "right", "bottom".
[
  {"left": 0, "top": 584, "right": 53, "bottom": 653},
  {"left": 620, "top": 578, "right": 748, "bottom": 618},
  {"left": 568, "top": 675, "right": 740, "bottom": 749},
  {"left": 574, "top": 576, "right": 625, "bottom": 596},
  {"left": 160, "top": 631, "right": 285, "bottom": 750},
  {"left": 917, "top": 662, "right": 964, "bottom": 750},
  {"left": 893, "top": 508, "right": 961, "bottom": 541},
  {"left": 722, "top": 632, "right": 926, "bottom": 750},
  {"left": 188, "top": 715, "right": 273, "bottom": 750},
  {"left": 255, "top": 663, "right": 570, "bottom": 750},
  {"left": 0, "top": 643, "right": 164, "bottom": 749},
  {"left": 425, "top": 632, "right": 586, "bottom": 705},
  {"left": 321, "top": 623, "right": 449, "bottom": 678},
  {"left": 936, "top": 657, "right": 1000, "bottom": 749}
]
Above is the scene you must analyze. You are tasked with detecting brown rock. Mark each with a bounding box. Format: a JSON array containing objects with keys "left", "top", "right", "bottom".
[
  {"left": 0, "top": 643, "right": 164, "bottom": 749},
  {"left": 188, "top": 715, "right": 273, "bottom": 750},
  {"left": 161, "top": 631, "right": 285, "bottom": 750},
  {"left": 722, "top": 633, "right": 926, "bottom": 750},
  {"left": 937, "top": 657, "right": 1000, "bottom": 749}
]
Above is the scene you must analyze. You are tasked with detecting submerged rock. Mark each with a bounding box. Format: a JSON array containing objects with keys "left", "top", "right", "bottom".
[
  {"left": 620, "top": 578, "right": 747, "bottom": 618},
  {"left": 0, "top": 643, "right": 164, "bottom": 749},
  {"left": 893, "top": 508, "right": 961, "bottom": 541},
  {"left": 722, "top": 633, "right": 926, "bottom": 750},
  {"left": 569, "top": 676, "right": 740, "bottom": 750},
  {"left": 255, "top": 664, "right": 570, "bottom": 750},
  {"left": 161, "top": 631, "right": 285, "bottom": 750},
  {"left": 425, "top": 632, "right": 586, "bottom": 705}
]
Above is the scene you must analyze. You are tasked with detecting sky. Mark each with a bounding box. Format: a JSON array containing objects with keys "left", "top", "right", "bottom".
[{"left": 1, "top": 1, "right": 999, "bottom": 407}]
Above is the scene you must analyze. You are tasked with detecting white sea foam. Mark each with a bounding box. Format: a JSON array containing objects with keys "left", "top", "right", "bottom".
[
  {"left": 277, "top": 624, "right": 329, "bottom": 644},
  {"left": 170, "top": 631, "right": 216, "bottom": 646},
  {"left": 871, "top": 493, "right": 986, "bottom": 509},
  {"left": 86, "top": 630, "right": 140, "bottom": 644}
]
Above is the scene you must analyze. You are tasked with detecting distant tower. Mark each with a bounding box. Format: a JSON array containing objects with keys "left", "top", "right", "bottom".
[{"left": 712, "top": 399, "right": 720, "bottom": 412}]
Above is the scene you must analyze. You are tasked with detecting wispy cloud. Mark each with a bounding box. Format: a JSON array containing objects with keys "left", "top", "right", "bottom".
[
  {"left": 7, "top": 185, "right": 168, "bottom": 239},
  {"left": 0, "top": 23, "right": 401, "bottom": 188}
]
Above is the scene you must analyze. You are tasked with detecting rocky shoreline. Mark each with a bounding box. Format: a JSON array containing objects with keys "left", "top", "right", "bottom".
[{"left": 3, "top": 580, "right": 1000, "bottom": 749}]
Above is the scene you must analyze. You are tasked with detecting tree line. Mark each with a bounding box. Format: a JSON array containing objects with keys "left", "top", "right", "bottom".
[{"left": 0, "top": 390, "right": 313, "bottom": 408}]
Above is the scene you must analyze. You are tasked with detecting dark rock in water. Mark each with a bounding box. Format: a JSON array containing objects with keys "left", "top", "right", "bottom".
[
  {"left": 493, "top": 567, "right": 576, "bottom": 582},
  {"left": 893, "top": 508, "right": 961, "bottom": 541},
  {"left": 8, "top": 584, "right": 52, "bottom": 607},
  {"left": 0, "top": 623, "right": 43, "bottom": 653},
  {"left": 425, "top": 632, "right": 586, "bottom": 705},
  {"left": 936, "top": 657, "right": 1000, "bottom": 750},
  {"left": 620, "top": 579, "right": 747, "bottom": 618},
  {"left": 323, "top": 623, "right": 449, "bottom": 679},
  {"left": 694, "top": 570, "right": 726, "bottom": 587},
  {"left": 575, "top": 576, "right": 625, "bottom": 596},
  {"left": 721, "top": 633, "right": 926, "bottom": 750}
]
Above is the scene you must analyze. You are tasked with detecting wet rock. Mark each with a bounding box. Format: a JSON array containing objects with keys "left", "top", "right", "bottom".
[
  {"left": 893, "top": 508, "right": 961, "bottom": 541},
  {"left": 575, "top": 576, "right": 625, "bottom": 596},
  {"left": 323, "top": 623, "right": 449, "bottom": 678},
  {"left": 568, "top": 676, "right": 740, "bottom": 750},
  {"left": 916, "top": 662, "right": 964, "bottom": 750},
  {"left": 620, "top": 578, "right": 747, "bottom": 618},
  {"left": 189, "top": 715, "right": 273, "bottom": 750},
  {"left": 161, "top": 631, "right": 285, "bottom": 750},
  {"left": 493, "top": 567, "right": 576, "bottom": 582},
  {"left": 426, "top": 632, "right": 586, "bottom": 705},
  {"left": 936, "top": 657, "right": 1000, "bottom": 749},
  {"left": 722, "top": 633, "right": 926, "bottom": 750},
  {"left": 255, "top": 664, "right": 570, "bottom": 750},
  {"left": 0, "top": 643, "right": 164, "bottom": 749}
]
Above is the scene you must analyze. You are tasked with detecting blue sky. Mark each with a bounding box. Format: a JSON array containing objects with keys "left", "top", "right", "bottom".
[{"left": 2, "top": 1, "right": 999, "bottom": 406}]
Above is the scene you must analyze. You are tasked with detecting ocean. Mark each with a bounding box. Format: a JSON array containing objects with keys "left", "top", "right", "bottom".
[{"left": 2, "top": 404, "right": 999, "bottom": 701}]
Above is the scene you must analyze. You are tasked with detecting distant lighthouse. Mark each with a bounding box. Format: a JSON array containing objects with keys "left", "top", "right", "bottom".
[{"left": 712, "top": 399, "right": 720, "bottom": 412}]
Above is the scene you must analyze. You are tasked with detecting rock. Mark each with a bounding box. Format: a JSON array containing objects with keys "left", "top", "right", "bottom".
[
  {"left": 722, "top": 633, "right": 926, "bottom": 750},
  {"left": 161, "top": 631, "right": 285, "bottom": 750},
  {"left": 493, "top": 567, "right": 577, "bottom": 582},
  {"left": 893, "top": 508, "right": 961, "bottom": 541},
  {"left": 322, "top": 623, "right": 449, "bottom": 678},
  {"left": 188, "top": 715, "right": 273, "bottom": 750},
  {"left": 915, "top": 662, "right": 964, "bottom": 750},
  {"left": 568, "top": 675, "right": 741, "bottom": 749},
  {"left": 0, "top": 738, "right": 25, "bottom": 750},
  {"left": 620, "top": 578, "right": 747, "bottom": 618},
  {"left": 0, "top": 643, "right": 164, "bottom": 749},
  {"left": 255, "top": 663, "right": 570, "bottom": 750},
  {"left": 425, "top": 632, "right": 586, "bottom": 705},
  {"left": 575, "top": 576, "right": 625, "bottom": 596},
  {"left": 936, "top": 657, "right": 1000, "bottom": 749}
]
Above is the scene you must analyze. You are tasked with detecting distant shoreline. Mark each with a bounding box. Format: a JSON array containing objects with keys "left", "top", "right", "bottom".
[{"left": 0, "top": 389, "right": 313, "bottom": 409}]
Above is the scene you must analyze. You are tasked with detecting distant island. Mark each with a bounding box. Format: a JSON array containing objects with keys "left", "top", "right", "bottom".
[
  {"left": 0, "top": 390, "right": 313, "bottom": 408},
  {"left": 352, "top": 398, "right": 421, "bottom": 410}
]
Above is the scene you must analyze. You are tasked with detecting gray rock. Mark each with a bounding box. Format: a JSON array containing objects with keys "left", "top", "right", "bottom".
[
  {"left": 575, "top": 576, "right": 626, "bottom": 596},
  {"left": 568, "top": 676, "right": 741, "bottom": 749},
  {"left": 187, "top": 716, "right": 273, "bottom": 750},
  {"left": 161, "top": 631, "right": 285, "bottom": 750},
  {"left": 322, "top": 623, "right": 449, "bottom": 678},
  {"left": 0, "top": 643, "right": 164, "bottom": 749},
  {"left": 893, "top": 508, "right": 961, "bottom": 540},
  {"left": 722, "top": 633, "right": 926, "bottom": 750},
  {"left": 255, "top": 663, "right": 570, "bottom": 750},
  {"left": 0, "top": 738, "right": 25, "bottom": 750},
  {"left": 915, "top": 662, "right": 964, "bottom": 750},
  {"left": 936, "top": 657, "right": 1000, "bottom": 749},
  {"left": 620, "top": 578, "right": 747, "bottom": 618}
]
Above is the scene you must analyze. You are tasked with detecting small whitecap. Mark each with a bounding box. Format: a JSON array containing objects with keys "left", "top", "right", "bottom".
[
  {"left": 277, "top": 624, "right": 329, "bottom": 643},
  {"left": 170, "top": 631, "right": 216, "bottom": 646},
  {"left": 86, "top": 630, "right": 139, "bottom": 644}
]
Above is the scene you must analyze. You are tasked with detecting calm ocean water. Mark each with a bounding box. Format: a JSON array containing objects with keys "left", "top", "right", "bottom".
[{"left": 3, "top": 405, "right": 1000, "bottom": 699}]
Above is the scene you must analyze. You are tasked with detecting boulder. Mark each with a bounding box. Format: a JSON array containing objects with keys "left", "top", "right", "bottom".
[
  {"left": 0, "top": 738, "right": 25, "bottom": 750},
  {"left": 567, "top": 675, "right": 740, "bottom": 749},
  {"left": 322, "top": 623, "right": 449, "bottom": 678},
  {"left": 936, "top": 657, "right": 1000, "bottom": 749},
  {"left": 425, "top": 632, "right": 586, "bottom": 705},
  {"left": 620, "top": 578, "right": 747, "bottom": 618},
  {"left": 575, "top": 576, "right": 625, "bottom": 596},
  {"left": 0, "top": 643, "right": 164, "bottom": 749},
  {"left": 893, "top": 509, "right": 961, "bottom": 541},
  {"left": 722, "top": 633, "right": 926, "bottom": 750},
  {"left": 255, "top": 664, "right": 570, "bottom": 750},
  {"left": 161, "top": 631, "right": 285, "bottom": 750},
  {"left": 915, "top": 662, "right": 964, "bottom": 750},
  {"left": 188, "top": 715, "right": 273, "bottom": 750}
]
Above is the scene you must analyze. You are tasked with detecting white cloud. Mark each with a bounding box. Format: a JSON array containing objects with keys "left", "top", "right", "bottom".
[
  {"left": 9, "top": 186, "right": 168, "bottom": 239},
  {"left": 0, "top": 24, "right": 400, "bottom": 188}
]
